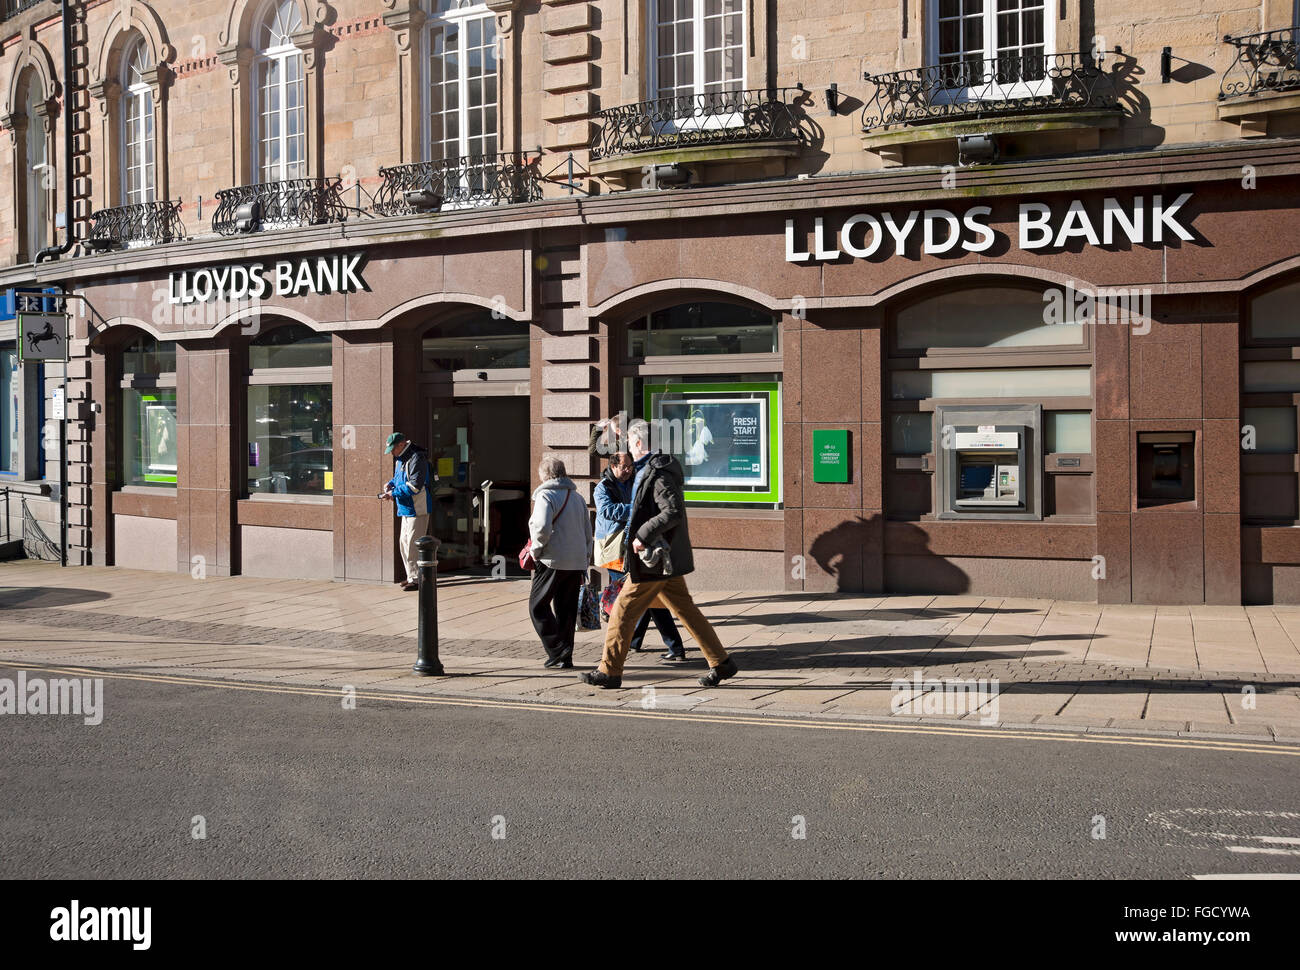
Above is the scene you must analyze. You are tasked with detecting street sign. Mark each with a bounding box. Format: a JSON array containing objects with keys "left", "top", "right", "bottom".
[
  {"left": 51, "top": 388, "right": 65, "bottom": 420},
  {"left": 18, "top": 312, "right": 69, "bottom": 361},
  {"left": 813, "top": 429, "right": 850, "bottom": 484}
]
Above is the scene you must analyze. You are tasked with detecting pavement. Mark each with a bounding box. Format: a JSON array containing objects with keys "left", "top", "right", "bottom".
[{"left": 3, "top": 559, "right": 1300, "bottom": 743}]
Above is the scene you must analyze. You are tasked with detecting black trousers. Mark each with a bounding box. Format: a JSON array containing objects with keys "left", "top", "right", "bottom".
[{"left": 529, "top": 563, "right": 583, "bottom": 662}]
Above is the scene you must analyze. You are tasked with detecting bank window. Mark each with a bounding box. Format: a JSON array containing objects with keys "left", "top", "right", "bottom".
[
  {"left": 247, "top": 324, "right": 333, "bottom": 496},
  {"left": 120, "top": 336, "right": 177, "bottom": 488},
  {"left": 932, "top": 0, "right": 1053, "bottom": 97},
  {"left": 422, "top": 314, "right": 528, "bottom": 370},
  {"left": 121, "top": 36, "right": 156, "bottom": 205},
  {"left": 1, "top": 347, "right": 17, "bottom": 475},
  {"left": 1045, "top": 410, "right": 1091, "bottom": 453},
  {"left": 890, "top": 412, "right": 933, "bottom": 455},
  {"left": 628, "top": 302, "right": 777, "bottom": 357},
  {"left": 1247, "top": 280, "right": 1300, "bottom": 342},
  {"left": 1242, "top": 280, "right": 1300, "bottom": 525},
  {"left": 255, "top": 0, "right": 307, "bottom": 183},
  {"left": 652, "top": 0, "right": 745, "bottom": 100},
  {"left": 896, "top": 286, "right": 1083, "bottom": 350},
  {"left": 425, "top": 0, "right": 498, "bottom": 165},
  {"left": 891, "top": 367, "right": 1091, "bottom": 400}
]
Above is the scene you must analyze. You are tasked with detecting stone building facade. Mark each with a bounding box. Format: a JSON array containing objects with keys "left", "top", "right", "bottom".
[{"left": 1, "top": 0, "right": 1298, "bottom": 603}]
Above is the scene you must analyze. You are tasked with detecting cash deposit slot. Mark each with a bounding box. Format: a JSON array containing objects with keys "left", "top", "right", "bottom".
[{"left": 949, "top": 428, "right": 1026, "bottom": 511}]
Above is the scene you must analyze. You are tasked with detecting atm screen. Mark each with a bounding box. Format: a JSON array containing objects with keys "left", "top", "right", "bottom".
[{"left": 960, "top": 463, "right": 994, "bottom": 493}]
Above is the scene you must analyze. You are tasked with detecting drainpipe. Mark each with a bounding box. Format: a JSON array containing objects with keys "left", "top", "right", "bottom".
[{"left": 36, "top": 0, "right": 76, "bottom": 263}]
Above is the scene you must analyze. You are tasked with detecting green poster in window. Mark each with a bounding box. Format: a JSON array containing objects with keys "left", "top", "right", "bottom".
[
  {"left": 138, "top": 392, "right": 177, "bottom": 484},
  {"left": 812, "top": 429, "right": 850, "bottom": 484},
  {"left": 643, "top": 381, "right": 781, "bottom": 505}
]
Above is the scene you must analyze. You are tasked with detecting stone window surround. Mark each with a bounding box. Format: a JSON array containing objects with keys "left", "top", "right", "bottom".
[
  {"left": 87, "top": 1, "right": 175, "bottom": 210},
  {"left": 383, "top": 0, "right": 521, "bottom": 165},
  {"left": 1, "top": 34, "right": 59, "bottom": 265},
  {"left": 217, "top": 0, "right": 335, "bottom": 186}
]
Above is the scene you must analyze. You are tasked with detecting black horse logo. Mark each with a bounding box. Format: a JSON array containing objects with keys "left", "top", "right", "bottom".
[{"left": 25, "top": 320, "right": 62, "bottom": 355}]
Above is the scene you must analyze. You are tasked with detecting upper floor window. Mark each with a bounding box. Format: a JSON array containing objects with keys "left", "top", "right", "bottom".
[
  {"left": 24, "top": 78, "right": 49, "bottom": 259},
  {"left": 651, "top": 0, "right": 745, "bottom": 100},
  {"left": 121, "top": 36, "right": 156, "bottom": 205},
  {"left": 424, "top": 0, "right": 498, "bottom": 162},
  {"left": 255, "top": 0, "right": 306, "bottom": 183},
  {"left": 933, "top": 0, "right": 1054, "bottom": 97}
]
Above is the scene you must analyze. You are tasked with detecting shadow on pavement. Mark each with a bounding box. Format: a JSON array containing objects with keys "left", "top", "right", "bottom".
[{"left": 0, "top": 587, "right": 112, "bottom": 609}]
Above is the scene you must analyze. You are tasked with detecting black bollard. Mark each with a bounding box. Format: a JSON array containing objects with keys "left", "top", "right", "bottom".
[{"left": 412, "top": 535, "right": 444, "bottom": 676}]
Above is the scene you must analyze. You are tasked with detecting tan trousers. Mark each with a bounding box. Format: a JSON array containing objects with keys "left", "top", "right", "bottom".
[
  {"left": 600, "top": 574, "right": 728, "bottom": 677},
  {"left": 399, "top": 514, "right": 430, "bottom": 582}
]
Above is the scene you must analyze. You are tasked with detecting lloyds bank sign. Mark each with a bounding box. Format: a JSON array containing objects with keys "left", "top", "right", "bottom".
[
  {"left": 168, "top": 252, "right": 367, "bottom": 305},
  {"left": 784, "top": 193, "right": 1198, "bottom": 262}
]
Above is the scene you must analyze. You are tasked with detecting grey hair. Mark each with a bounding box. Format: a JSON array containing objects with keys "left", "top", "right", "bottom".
[
  {"left": 626, "top": 419, "right": 651, "bottom": 448},
  {"left": 538, "top": 456, "right": 567, "bottom": 482}
]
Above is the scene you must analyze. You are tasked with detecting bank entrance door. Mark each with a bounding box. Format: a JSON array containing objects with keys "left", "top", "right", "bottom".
[{"left": 427, "top": 396, "right": 530, "bottom": 571}]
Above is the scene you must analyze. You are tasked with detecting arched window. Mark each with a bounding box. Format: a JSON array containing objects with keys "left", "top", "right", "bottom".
[
  {"left": 424, "top": 0, "right": 498, "bottom": 162},
  {"left": 246, "top": 324, "right": 333, "bottom": 496},
  {"left": 254, "top": 0, "right": 306, "bottom": 183},
  {"left": 120, "top": 36, "right": 156, "bottom": 205},
  {"left": 24, "top": 77, "right": 50, "bottom": 259}
]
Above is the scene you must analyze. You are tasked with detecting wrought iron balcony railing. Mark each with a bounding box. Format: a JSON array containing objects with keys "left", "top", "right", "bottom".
[
  {"left": 85, "top": 199, "right": 185, "bottom": 251},
  {"left": 212, "top": 177, "right": 348, "bottom": 236},
  {"left": 1220, "top": 28, "right": 1300, "bottom": 100},
  {"left": 2, "top": 0, "right": 46, "bottom": 21},
  {"left": 862, "top": 50, "right": 1119, "bottom": 132},
  {"left": 372, "top": 153, "right": 541, "bottom": 216},
  {"left": 590, "top": 87, "right": 808, "bottom": 161}
]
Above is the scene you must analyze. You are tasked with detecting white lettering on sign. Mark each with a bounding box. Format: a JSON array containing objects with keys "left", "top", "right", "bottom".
[
  {"left": 785, "top": 194, "right": 1195, "bottom": 262},
  {"left": 168, "top": 253, "right": 367, "bottom": 305}
]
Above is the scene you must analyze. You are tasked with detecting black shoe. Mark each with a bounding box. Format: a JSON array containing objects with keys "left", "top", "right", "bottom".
[
  {"left": 659, "top": 651, "right": 688, "bottom": 664},
  {"left": 578, "top": 669, "right": 622, "bottom": 689},
  {"left": 543, "top": 657, "right": 564, "bottom": 669},
  {"left": 698, "top": 657, "right": 738, "bottom": 687}
]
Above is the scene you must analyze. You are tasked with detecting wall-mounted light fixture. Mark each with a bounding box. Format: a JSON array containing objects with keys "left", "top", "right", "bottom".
[
  {"left": 957, "top": 133, "right": 998, "bottom": 166},
  {"left": 826, "top": 82, "right": 839, "bottom": 114}
]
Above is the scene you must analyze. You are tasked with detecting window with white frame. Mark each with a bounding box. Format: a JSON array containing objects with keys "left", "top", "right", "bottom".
[
  {"left": 424, "top": 0, "right": 498, "bottom": 163},
  {"left": 932, "top": 0, "right": 1053, "bottom": 96},
  {"left": 24, "top": 79, "right": 49, "bottom": 259},
  {"left": 651, "top": 0, "right": 745, "bottom": 101},
  {"left": 121, "top": 36, "right": 156, "bottom": 205},
  {"left": 255, "top": 0, "right": 306, "bottom": 183}
]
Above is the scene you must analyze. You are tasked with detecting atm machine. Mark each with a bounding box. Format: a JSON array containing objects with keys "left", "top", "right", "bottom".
[{"left": 947, "top": 427, "right": 1028, "bottom": 513}]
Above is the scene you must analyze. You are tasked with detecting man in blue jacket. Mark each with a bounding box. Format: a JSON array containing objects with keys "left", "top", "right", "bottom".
[{"left": 381, "top": 432, "right": 435, "bottom": 591}]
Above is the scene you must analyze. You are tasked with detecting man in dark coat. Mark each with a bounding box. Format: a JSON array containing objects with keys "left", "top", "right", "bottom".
[{"left": 579, "top": 419, "right": 739, "bottom": 690}]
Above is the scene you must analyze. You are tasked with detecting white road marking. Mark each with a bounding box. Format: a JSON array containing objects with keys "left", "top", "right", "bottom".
[{"left": 1225, "top": 845, "right": 1300, "bottom": 856}]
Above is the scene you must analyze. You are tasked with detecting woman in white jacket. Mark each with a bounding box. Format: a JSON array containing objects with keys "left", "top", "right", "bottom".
[{"left": 527, "top": 456, "right": 593, "bottom": 668}]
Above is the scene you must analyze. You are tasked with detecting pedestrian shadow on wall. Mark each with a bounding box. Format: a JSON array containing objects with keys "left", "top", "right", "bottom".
[
  {"left": 808, "top": 515, "right": 969, "bottom": 594},
  {"left": 0, "top": 586, "right": 112, "bottom": 609}
]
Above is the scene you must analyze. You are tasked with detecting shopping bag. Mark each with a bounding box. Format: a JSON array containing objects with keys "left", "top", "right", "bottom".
[
  {"left": 600, "top": 576, "right": 625, "bottom": 616},
  {"left": 578, "top": 581, "right": 602, "bottom": 631}
]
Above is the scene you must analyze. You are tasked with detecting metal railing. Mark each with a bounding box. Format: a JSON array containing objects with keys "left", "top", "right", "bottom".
[
  {"left": 372, "top": 153, "right": 541, "bottom": 216},
  {"left": 86, "top": 199, "right": 185, "bottom": 251},
  {"left": 2, "top": 0, "right": 46, "bottom": 21},
  {"left": 1220, "top": 28, "right": 1300, "bottom": 99},
  {"left": 211, "top": 177, "right": 349, "bottom": 236},
  {"left": 861, "top": 50, "right": 1119, "bottom": 131},
  {"left": 590, "top": 87, "right": 808, "bottom": 160}
]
